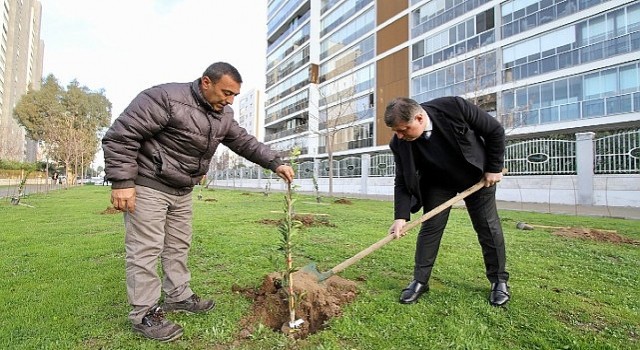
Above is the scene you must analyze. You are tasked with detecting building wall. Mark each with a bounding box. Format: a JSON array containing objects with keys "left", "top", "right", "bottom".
[
  {"left": 375, "top": 48, "right": 409, "bottom": 146},
  {"left": 263, "top": 0, "right": 640, "bottom": 202},
  {"left": 376, "top": 0, "right": 407, "bottom": 24},
  {"left": 265, "top": 0, "right": 640, "bottom": 157},
  {"left": 0, "top": 0, "right": 43, "bottom": 161}
]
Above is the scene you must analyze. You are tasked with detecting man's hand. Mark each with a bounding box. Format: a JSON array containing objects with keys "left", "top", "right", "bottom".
[
  {"left": 275, "top": 165, "right": 295, "bottom": 183},
  {"left": 111, "top": 187, "right": 136, "bottom": 213},
  {"left": 388, "top": 219, "right": 407, "bottom": 239},
  {"left": 484, "top": 171, "right": 503, "bottom": 187}
]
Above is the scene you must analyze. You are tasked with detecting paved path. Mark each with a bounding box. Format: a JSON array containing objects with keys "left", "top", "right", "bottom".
[
  {"left": 494, "top": 200, "right": 640, "bottom": 220},
  {"left": 301, "top": 191, "right": 640, "bottom": 220}
]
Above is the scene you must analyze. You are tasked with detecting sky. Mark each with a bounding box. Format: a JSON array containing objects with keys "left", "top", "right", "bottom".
[{"left": 39, "top": 0, "right": 268, "bottom": 166}]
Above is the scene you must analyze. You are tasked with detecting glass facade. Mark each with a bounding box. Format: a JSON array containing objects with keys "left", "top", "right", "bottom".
[
  {"left": 411, "top": 0, "right": 492, "bottom": 39},
  {"left": 320, "top": 7, "right": 374, "bottom": 60},
  {"left": 262, "top": 0, "right": 640, "bottom": 160},
  {"left": 265, "top": 90, "right": 308, "bottom": 125},
  {"left": 412, "top": 52, "right": 497, "bottom": 103},
  {"left": 319, "top": 35, "right": 374, "bottom": 83},
  {"left": 503, "top": 2, "right": 640, "bottom": 82},
  {"left": 320, "top": 0, "right": 373, "bottom": 37},
  {"left": 319, "top": 64, "right": 374, "bottom": 107},
  {"left": 267, "top": 23, "right": 310, "bottom": 71},
  {"left": 501, "top": 0, "right": 609, "bottom": 38},
  {"left": 412, "top": 8, "right": 495, "bottom": 72},
  {"left": 500, "top": 61, "right": 640, "bottom": 128}
]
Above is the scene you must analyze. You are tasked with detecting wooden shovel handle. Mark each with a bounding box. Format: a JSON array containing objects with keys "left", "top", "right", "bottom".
[{"left": 329, "top": 177, "right": 491, "bottom": 276}]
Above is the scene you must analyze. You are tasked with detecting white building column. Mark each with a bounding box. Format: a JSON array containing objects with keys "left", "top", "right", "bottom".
[
  {"left": 361, "top": 154, "right": 371, "bottom": 195},
  {"left": 576, "top": 132, "right": 595, "bottom": 205}
]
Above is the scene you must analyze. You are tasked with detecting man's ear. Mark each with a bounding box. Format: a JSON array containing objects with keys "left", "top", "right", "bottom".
[{"left": 201, "top": 76, "right": 212, "bottom": 88}]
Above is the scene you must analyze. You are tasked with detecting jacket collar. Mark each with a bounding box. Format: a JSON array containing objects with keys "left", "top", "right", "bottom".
[{"left": 191, "top": 79, "right": 222, "bottom": 117}]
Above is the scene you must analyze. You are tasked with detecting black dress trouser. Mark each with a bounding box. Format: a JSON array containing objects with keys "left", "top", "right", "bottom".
[{"left": 413, "top": 184, "right": 509, "bottom": 284}]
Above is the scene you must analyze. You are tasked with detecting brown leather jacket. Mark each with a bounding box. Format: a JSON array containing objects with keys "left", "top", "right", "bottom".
[{"left": 102, "top": 79, "right": 282, "bottom": 195}]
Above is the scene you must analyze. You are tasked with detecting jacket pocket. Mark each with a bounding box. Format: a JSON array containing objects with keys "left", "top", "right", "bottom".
[
  {"left": 147, "top": 140, "right": 167, "bottom": 175},
  {"left": 454, "top": 125, "right": 469, "bottom": 137}
]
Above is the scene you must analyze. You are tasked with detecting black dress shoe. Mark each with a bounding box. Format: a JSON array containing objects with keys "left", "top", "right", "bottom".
[
  {"left": 489, "top": 282, "right": 510, "bottom": 306},
  {"left": 399, "top": 280, "right": 428, "bottom": 304}
]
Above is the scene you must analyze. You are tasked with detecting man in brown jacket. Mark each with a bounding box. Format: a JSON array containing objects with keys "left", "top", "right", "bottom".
[{"left": 102, "top": 62, "right": 294, "bottom": 342}]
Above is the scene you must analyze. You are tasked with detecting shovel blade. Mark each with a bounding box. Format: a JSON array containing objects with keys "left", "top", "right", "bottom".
[
  {"left": 301, "top": 263, "right": 334, "bottom": 282},
  {"left": 516, "top": 221, "right": 534, "bottom": 230}
]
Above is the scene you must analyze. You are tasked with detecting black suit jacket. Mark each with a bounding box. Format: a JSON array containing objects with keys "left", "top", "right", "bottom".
[{"left": 389, "top": 96, "right": 505, "bottom": 220}]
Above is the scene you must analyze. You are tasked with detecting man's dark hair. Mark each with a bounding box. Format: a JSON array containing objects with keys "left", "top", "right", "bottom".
[
  {"left": 203, "top": 62, "right": 243, "bottom": 84},
  {"left": 384, "top": 97, "right": 422, "bottom": 127}
]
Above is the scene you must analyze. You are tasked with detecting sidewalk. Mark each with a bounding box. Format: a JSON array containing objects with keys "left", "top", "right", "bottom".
[
  {"left": 321, "top": 192, "right": 640, "bottom": 221},
  {"left": 494, "top": 200, "right": 640, "bottom": 220}
]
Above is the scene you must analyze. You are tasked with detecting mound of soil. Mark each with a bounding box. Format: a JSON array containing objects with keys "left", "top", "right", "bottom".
[
  {"left": 553, "top": 227, "right": 640, "bottom": 245},
  {"left": 100, "top": 206, "right": 120, "bottom": 215},
  {"left": 234, "top": 270, "right": 358, "bottom": 339},
  {"left": 333, "top": 198, "right": 352, "bottom": 205}
]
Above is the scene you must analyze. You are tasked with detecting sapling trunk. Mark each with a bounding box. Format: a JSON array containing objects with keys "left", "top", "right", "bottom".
[
  {"left": 278, "top": 147, "right": 302, "bottom": 330},
  {"left": 286, "top": 182, "right": 296, "bottom": 326}
]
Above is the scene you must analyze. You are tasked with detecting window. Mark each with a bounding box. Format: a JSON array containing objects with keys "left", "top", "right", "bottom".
[
  {"left": 540, "top": 82, "right": 553, "bottom": 107},
  {"left": 620, "top": 64, "right": 638, "bottom": 92},
  {"left": 554, "top": 80, "right": 568, "bottom": 104}
]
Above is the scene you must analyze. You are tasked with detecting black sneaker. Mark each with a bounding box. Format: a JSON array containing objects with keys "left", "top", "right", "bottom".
[
  {"left": 132, "top": 306, "right": 183, "bottom": 342},
  {"left": 162, "top": 294, "right": 215, "bottom": 314}
]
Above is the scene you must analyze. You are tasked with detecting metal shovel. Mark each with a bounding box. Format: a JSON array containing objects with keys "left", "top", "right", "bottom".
[{"left": 302, "top": 177, "right": 489, "bottom": 282}]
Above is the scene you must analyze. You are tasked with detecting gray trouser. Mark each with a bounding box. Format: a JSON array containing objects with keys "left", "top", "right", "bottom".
[{"left": 124, "top": 185, "right": 194, "bottom": 324}]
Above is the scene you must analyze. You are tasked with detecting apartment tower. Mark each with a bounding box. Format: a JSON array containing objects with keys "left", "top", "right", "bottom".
[
  {"left": 0, "top": 0, "right": 43, "bottom": 162},
  {"left": 265, "top": 0, "right": 639, "bottom": 161}
]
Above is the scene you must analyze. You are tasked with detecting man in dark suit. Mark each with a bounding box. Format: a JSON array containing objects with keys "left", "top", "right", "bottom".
[{"left": 384, "top": 96, "right": 510, "bottom": 307}]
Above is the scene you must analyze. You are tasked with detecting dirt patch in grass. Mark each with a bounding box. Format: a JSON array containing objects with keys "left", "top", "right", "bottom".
[
  {"left": 555, "top": 311, "right": 610, "bottom": 334},
  {"left": 204, "top": 198, "right": 218, "bottom": 202},
  {"left": 552, "top": 227, "right": 640, "bottom": 245},
  {"left": 333, "top": 198, "right": 352, "bottom": 205},
  {"left": 100, "top": 206, "right": 120, "bottom": 215},
  {"left": 234, "top": 270, "right": 358, "bottom": 339},
  {"left": 258, "top": 214, "right": 335, "bottom": 228}
]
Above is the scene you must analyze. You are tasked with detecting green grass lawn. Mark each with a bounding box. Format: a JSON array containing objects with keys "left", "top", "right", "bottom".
[{"left": 1, "top": 186, "right": 638, "bottom": 349}]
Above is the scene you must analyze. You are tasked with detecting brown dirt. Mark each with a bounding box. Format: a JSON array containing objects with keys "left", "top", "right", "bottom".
[
  {"left": 204, "top": 198, "right": 218, "bottom": 202},
  {"left": 100, "top": 206, "right": 120, "bottom": 215},
  {"left": 552, "top": 227, "right": 640, "bottom": 245},
  {"left": 234, "top": 270, "right": 358, "bottom": 339},
  {"left": 333, "top": 198, "right": 352, "bottom": 205},
  {"left": 258, "top": 214, "right": 335, "bottom": 228}
]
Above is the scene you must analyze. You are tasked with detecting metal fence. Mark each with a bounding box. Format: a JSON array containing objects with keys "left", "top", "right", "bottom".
[
  {"left": 504, "top": 139, "right": 576, "bottom": 175},
  {"left": 595, "top": 129, "right": 640, "bottom": 174},
  {"left": 370, "top": 153, "right": 395, "bottom": 177},
  {"left": 212, "top": 129, "right": 640, "bottom": 179}
]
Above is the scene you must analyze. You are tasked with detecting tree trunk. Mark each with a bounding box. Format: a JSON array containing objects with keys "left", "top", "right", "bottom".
[{"left": 327, "top": 133, "right": 334, "bottom": 197}]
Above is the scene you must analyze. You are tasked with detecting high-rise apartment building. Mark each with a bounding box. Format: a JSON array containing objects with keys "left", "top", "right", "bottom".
[
  {"left": 211, "top": 88, "right": 267, "bottom": 170},
  {"left": 265, "top": 0, "right": 639, "bottom": 161},
  {"left": 239, "top": 88, "right": 266, "bottom": 143},
  {"left": 0, "top": 0, "right": 43, "bottom": 161}
]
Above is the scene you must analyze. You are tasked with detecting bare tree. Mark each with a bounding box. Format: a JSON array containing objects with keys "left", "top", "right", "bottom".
[
  {"left": 461, "top": 52, "right": 532, "bottom": 136},
  {"left": 311, "top": 75, "right": 366, "bottom": 197}
]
